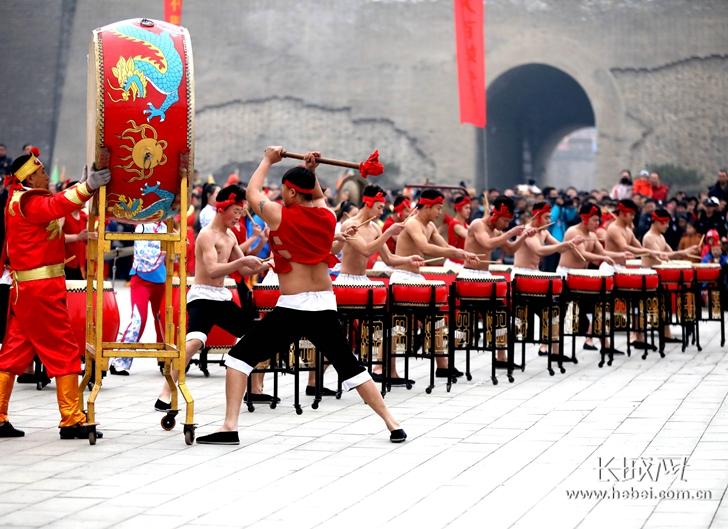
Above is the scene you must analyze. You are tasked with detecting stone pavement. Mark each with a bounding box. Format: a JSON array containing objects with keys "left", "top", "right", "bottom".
[{"left": 1, "top": 286, "right": 727, "bottom": 529}]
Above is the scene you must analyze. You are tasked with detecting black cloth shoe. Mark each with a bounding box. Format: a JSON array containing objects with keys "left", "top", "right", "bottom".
[
  {"left": 197, "top": 431, "right": 240, "bottom": 445},
  {"left": 0, "top": 421, "right": 25, "bottom": 438},
  {"left": 663, "top": 336, "right": 682, "bottom": 343},
  {"left": 630, "top": 340, "right": 657, "bottom": 350},
  {"left": 244, "top": 393, "right": 281, "bottom": 403},
  {"left": 603, "top": 347, "right": 625, "bottom": 356},
  {"left": 154, "top": 399, "right": 171, "bottom": 412},
  {"left": 435, "top": 368, "right": 463, "bottom": 378},
  {"left": 371, "top": 372, "right": 384, "bottom": 383},
  {"left": 547, "top": 354, "right": 570, "bottom": 363},
  {"left": 390, "top": 429, "right": 407, "bottom": 443},
  {"left": 305, "top": 386, "right": 337, "bottom": 397},
  {"left": 16, "top": 373, "right": 36, "bottom": 384},
  {"left": 583, "top": 342, "right": 598, "bottom": 351},
  {"left": 493, "top": 359, "right": 510, "bottom": 369},
  {"left": 387, "top": 377, "right": 415, "bottom": 386},
  {"left": 109, "top": 365, "right": 129, "bottom": 376},
  {"left": 538, "top": 346, "right": 549, "bottom": 357},
  {"left": 59, "top": 424, "right": 103, "bottom": 440}
]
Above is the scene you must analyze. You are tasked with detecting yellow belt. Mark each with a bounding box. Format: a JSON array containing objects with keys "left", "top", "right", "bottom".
[{"left": 13, "top": 263, "right": 65, "bottom": 283}]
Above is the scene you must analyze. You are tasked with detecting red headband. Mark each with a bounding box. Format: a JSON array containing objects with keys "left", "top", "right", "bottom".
[
  {"left": 454, "top": 198, "right": 470, "bottom": 212},
  {"left": 215, "top": 197, "right": 245, "bottom": 212},
  {"left": 283, "top": 179, "right": 315, "bottom": 195},
  {"left": 651, "top": 211, "right": 670, "bottom": 223},
  {"left": 617, "top": 202, "right": 637, "bottom": 215},
  {"left": 393, "top": 198, "right": 411, "bottom": 213},
  {"left": 362, "top": 191, "right": 385, "bottom": 208},
  {"left": 580, "top": 205, "right": 600, "bottom": 225},
  {"left": 489, "top": 203, "right": 514, "bottom": 224},
  {"left": 418, "top": 196, "right": 444, "bottom": 207},
  {"left": 532, "top": 203, "right": 551, "bottom": 217}
]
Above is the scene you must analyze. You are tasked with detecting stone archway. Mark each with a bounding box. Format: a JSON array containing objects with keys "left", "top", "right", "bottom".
[{"left": 482, "top": 63, "right": 596, "bottom": 191}]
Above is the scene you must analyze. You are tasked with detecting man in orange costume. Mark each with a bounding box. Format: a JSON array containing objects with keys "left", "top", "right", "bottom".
[{"left": 0, "top": 153, "right": 110, "bottom": 439}]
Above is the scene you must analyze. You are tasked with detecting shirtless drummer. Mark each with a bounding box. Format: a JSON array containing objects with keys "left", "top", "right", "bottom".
[
  {"left": 513, "top": 201, "right": 584, "bottom": 359},
  {"left": 394, "top": 188, "right": 479, "bottom": 378},
  {"left": 558, "top": 203, "right": 628, "bottom": 355},
  {"left": 605, "top": 199, "right": 667, "bottom": 350},
  {"left": 155, "top": 186, "right": 269, "bottom": 411},
  {"left": 463, "top": 196, "right": 534, "bottom": 361},
  {"left": 336, "top": 184, "right": 425, "bottom": 386}
]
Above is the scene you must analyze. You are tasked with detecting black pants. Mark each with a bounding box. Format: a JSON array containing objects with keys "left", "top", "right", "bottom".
[{"left": 227, "top": 307, "right": 366, "bottom": 386}]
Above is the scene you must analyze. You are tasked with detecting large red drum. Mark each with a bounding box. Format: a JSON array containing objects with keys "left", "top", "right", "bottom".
[
  {"left": 512, "top": 271, "right": 563, "bottom": 296},
  {"left": 88, "top": 18, "right": 193, "bottom": 223},
  {"left": 333, "top": 282, "right": 387, "bottom": 308},
  {"left": 252, "top": 284, "right": 280, "bottom": 314},
  {"left": 614, "top": 268, "right": 659, "bottom": 291},
  {"left": 165, "top": 277, "right": 240, "bottom": 348},
  {"left": 566, "top": 269, "right": 614, "bottom": 293},
  {"left": 693, "top": 263, "right": 721, "bottom": 282},
  {"left": 653, "top": 263, "right": 694, "bottom": 289},
  {"left": 66, "top": 280, "right": 120, "bottom": 358},
  {"left": 625, "top": 259, "right": 643, "bottom": 269},
  {"left": 456, "top": 274, "right": 507, "bottom": 300},
  {"left": 390, "top": 280, "right": 447, "bottom": 307}
]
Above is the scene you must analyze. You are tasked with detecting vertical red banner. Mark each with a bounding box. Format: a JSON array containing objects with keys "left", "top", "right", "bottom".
[
  {"left": 454, "top": 0, "right": 486, "bottom": 127},
  {"left": 164, "top": 0, "right": 183, "bottom": 25}
]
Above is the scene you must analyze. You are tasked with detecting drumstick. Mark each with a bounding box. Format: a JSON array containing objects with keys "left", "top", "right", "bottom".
[
  {"left": 64, "top": 255, "right": 76, "bottom": 265},
  {"left": 422, "top": 257, "right": 445, "bottom": 264},
  {"left": 355, "top": 215, "right": 379, "bottom": 229},
  {"left": 698, "top": 234, "right": 705, "bottom": 247},
  {"left": 477, "top": 259, "right": 499, "bottom": 264},
  {"left": 483, "top": 193, "right": 490, "bottom": 216},
  {"left": 245, "top": 210, "right": 257, "bottom": 224},
  {"left": 536, "top": 222, "right": 554, "bottom": 231},
  {"left": 572, "top": 246, "right": 587, "bottom": 262}
]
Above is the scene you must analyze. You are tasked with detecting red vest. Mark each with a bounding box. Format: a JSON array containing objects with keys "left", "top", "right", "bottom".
[{"left": 270, "top": 204, "right": 337, "bottom": 274}]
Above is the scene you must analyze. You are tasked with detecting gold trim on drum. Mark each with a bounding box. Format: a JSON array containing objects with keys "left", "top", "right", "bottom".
[{"left": 181, "top": 26, "right": 194, "bottom": 164}]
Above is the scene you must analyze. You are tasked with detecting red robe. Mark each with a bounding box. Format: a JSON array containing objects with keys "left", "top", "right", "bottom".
[{"left": 0, "top": 183, "right": 93, "bottom": 377}]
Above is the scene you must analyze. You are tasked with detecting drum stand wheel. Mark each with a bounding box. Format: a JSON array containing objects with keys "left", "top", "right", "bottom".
[
  {"left": 183, "top": 423, "right": 196, "bottom": 446},
  {"left": 88, "top": 425, "right": 97, "bottom": 446},
  {"left": 312, "top": 399, "right": 320, "bottom": 410},
  {"left": 246, "top": 402, "right": 255, "bottom": 413},
  {"left": 295, "top": 404, "right": 303, "bottom": 415},
  {"left": 161, "top": 410, "right": 178, "bottom": 431}
]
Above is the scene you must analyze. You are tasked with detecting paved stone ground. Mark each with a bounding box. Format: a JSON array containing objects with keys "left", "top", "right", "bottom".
[{"left": 1, "top": 285, "right": 727, "bottom": 529}]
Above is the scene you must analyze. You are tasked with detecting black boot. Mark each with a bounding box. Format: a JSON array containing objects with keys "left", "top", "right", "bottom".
[{"left": 0, "top": 421, "right": 24, "bottom": 438}]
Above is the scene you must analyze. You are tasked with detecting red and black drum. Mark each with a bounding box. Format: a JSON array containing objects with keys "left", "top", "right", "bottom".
[
  {"left": 512, "top": 270, "right": 563, "bottom": 297},
  {"left": 252, "top": 284, "right": 280, "bottom": 314},
  {"left": 456, "top": 272, "right": 507, "bottom": 300},
  {"left": 625, "top": 259, "right": 643, "bottom": 269},
  {"left": 420, "top": 267, "right": 457, "bottom": 289},
  {"left": 333, "top": 281, "right": 387, "bottom": 309},
  {"left": 88, "top": 18, "right": 193, "bottom": 223},
  {"left": 693, "top": 263, "right": 721, "bottom": 283},
  {"left": 614, "top": 268, "right": 659, "bottom": 291},
  {"left": 66, "top": 280, "right": 120, "bottom": 358},
  {"left": 390, "top": 280, "right": 448, "bottom": 307},
  {"left": 566, "top": 269, "right": 614, "bottom": 294}
]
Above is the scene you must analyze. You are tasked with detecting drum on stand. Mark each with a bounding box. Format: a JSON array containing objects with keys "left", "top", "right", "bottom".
[{"left": 66, "top": 280, "right": 120, "bottom": 359}]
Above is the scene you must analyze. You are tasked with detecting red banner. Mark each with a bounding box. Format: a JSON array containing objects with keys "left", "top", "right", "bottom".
[
  {"left": 164, "top": 0, "right": 183, "bottom": 25},
  {"left": 454, "top": 0, "right": 486, "bottom": 127}
]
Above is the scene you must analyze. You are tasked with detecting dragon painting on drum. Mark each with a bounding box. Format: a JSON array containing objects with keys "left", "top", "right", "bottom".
[{"left": 88, "top": 18, "right": 193, "bottom": 224}]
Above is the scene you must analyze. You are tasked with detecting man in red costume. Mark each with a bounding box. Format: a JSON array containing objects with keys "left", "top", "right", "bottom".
[
  {"left": 446, "top": 194, "right": 471, "bottom": 266},
  {"left": 0, "top": 153, "right": 110, "bottom": 438},
  {"left": 197, "top": 147, "right": 406, "bottom": 445}
]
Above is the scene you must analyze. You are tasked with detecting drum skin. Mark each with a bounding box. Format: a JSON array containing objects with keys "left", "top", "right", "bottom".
[
  {"left": 391, "top": 282, "right": 447, "bottom": 306},
  {"left": 456, "top": 277, "right": 507, "bottom": 299},
  {"left": 66, "top": 281, "right": 120, "bottom": 358},
  {"left": 489, "top": 264, "right": 512, "bottom": 282},
  {"left": 513, "top": 274, "right": 563, "bottom": 296},
  {"left": 693, "top": 263, "right": 721, "bottom": 282},
  {"left": 88, "top": 18, "right": 193, "bottom": 223},
  {"left": 614, "top": 269, "right": 659, "bottom": 291},
  {"left": 333, "top": 283, "right": 387, "bottom": 308},
  {"left": 566, "top": 271, "right": 614, "bottom": 293}
]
